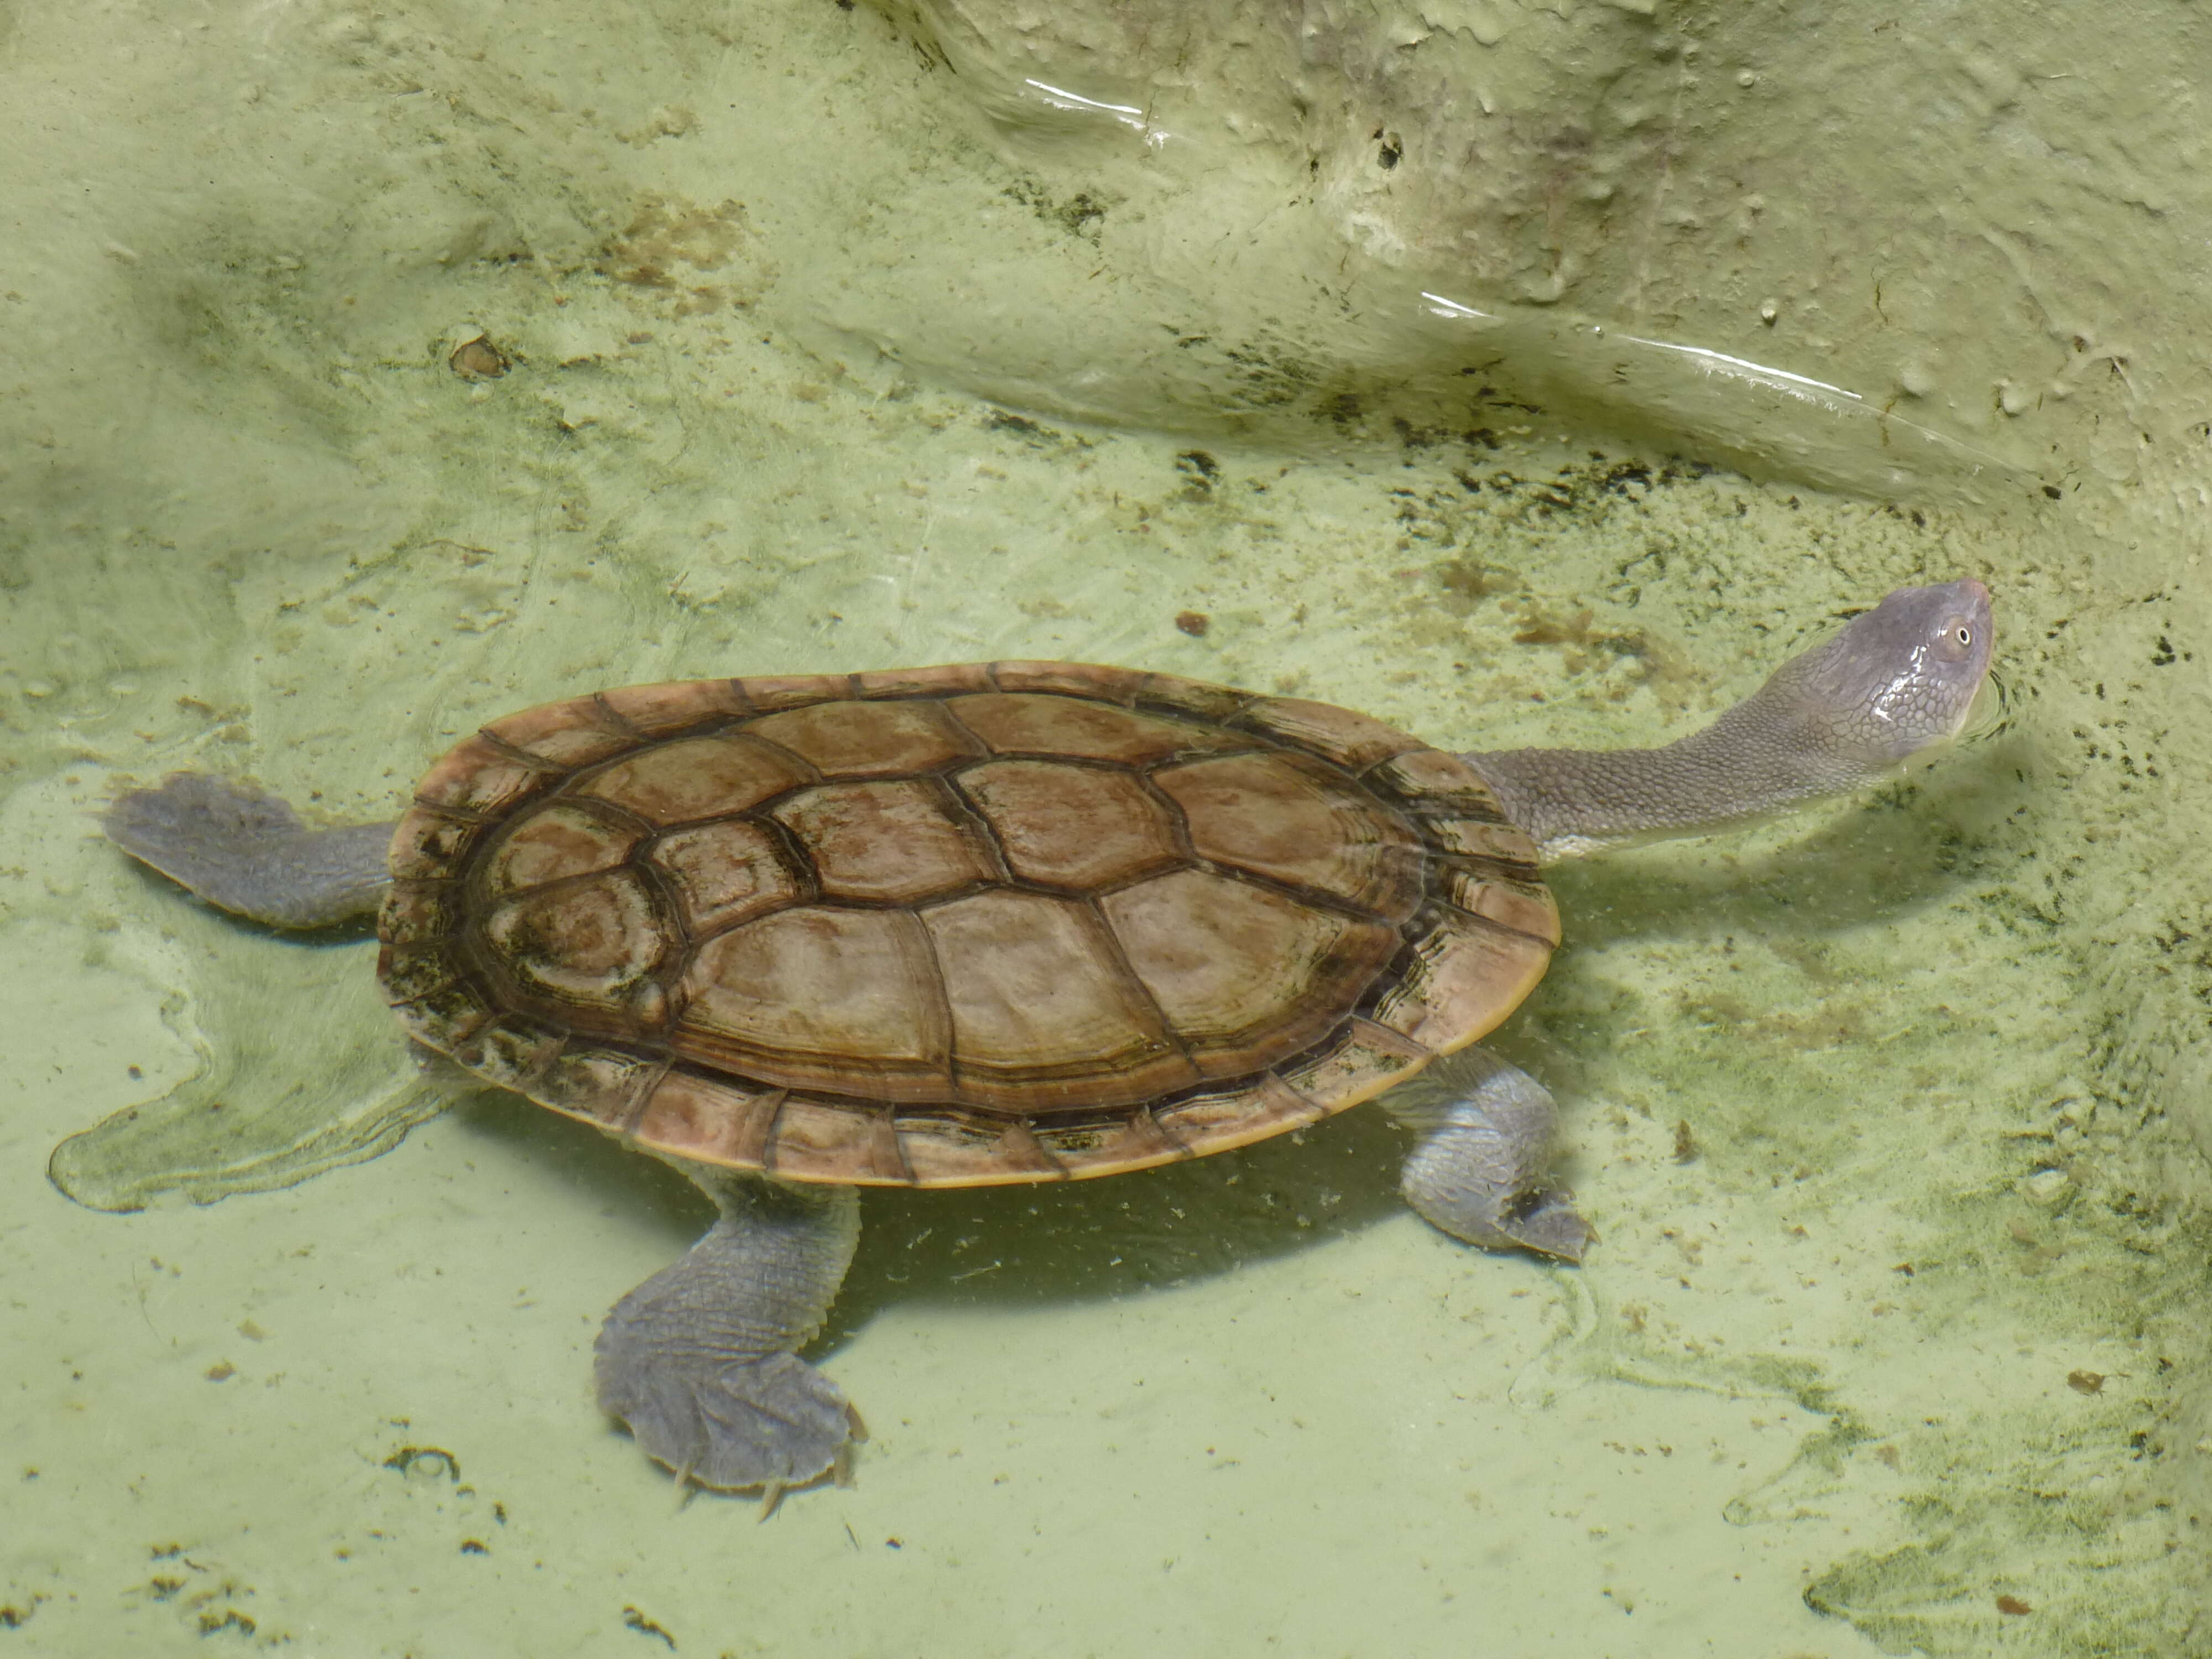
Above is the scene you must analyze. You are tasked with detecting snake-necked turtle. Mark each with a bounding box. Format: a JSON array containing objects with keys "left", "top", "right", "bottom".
[{"left": 102, "top": 580, "right": 1991, "bottom": 1500}]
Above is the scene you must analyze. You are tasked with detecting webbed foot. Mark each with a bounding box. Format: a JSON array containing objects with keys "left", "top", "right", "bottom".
[
  {"left": 104, "top": 773, "right": 394, "bottom": 928},
  {"left": 1386, "top": 1047, "right": 1593, "bottom": 1263},
  {"left": 594, "top": 1168, "right": 864, "bottom": 1503},
  {"left": 593, "top": 1344, "right": 862, "bottom": 1496}
]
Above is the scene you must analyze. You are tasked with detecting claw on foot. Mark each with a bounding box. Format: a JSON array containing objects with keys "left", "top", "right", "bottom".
[
  {"left": 1490, "top": 1186, "right": 1595, "bottom": 1263},
  {"left": 596, "top": 1346, "right": 862, "bottom": 1502},
  {"left": 1391, "top": 1046, "right": 1593, "bottom": 1264}
]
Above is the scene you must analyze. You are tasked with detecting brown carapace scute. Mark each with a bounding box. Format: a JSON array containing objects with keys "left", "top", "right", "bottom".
[{"left": 377, "top": 661, "right": 1561, "bottom": 1188}]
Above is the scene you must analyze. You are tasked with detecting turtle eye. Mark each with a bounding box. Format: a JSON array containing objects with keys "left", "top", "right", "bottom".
[{"left": 1934, "top": 616, "right": 1974, "bottom": 659}]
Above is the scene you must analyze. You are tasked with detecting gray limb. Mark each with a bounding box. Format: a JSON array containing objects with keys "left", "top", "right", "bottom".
[
  {"left": 1384, "top": 1047, "right": 1591, "bottom": 1263},
  {"left": 104, "top": 773, "right": 395, "bottom": 928},
  {"left": 594, "top": 1161, "right": 863, "bottom": 1502}
]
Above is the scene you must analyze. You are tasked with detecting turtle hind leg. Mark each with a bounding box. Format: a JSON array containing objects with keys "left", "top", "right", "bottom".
[
  {"left": 105, "top": 773, "right": 396, "bottom": 929},
  {"left": 1385, "top": 1047, "right": 1593, "bottom": 1264},
  {"left": 594, "top": 1165, "right": 863, "bottom": 1505}
]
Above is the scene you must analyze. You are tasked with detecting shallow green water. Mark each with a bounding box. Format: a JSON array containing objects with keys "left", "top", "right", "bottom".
[{"left": 3, "top": 2, "right": 2208, "bottom": 1655}]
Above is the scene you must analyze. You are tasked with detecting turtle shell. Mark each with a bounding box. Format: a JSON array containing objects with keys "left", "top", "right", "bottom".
[{"left": 375, "top": 661, "right": 1558, "bottom": 1187}]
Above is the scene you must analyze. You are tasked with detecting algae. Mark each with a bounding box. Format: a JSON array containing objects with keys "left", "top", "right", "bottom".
[{"left": 2, "top": 0, "right": 2207, "bottom": 1655}]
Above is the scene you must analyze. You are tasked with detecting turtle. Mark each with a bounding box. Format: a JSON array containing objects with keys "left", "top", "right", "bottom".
[{"left": 101, "top": 578, "right": 1992, "bottom": 1502}]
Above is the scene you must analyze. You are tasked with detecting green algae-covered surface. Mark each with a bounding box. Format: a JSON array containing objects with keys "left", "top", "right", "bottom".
[{"left": 3, "top": 1, "right": 2209, "bottom": 1653}]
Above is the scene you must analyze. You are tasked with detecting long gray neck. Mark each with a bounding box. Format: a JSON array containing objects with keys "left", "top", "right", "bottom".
[
  {"left": 1460, "top": 581, "right": 1995, "bottom": 861},
  {"left": 1464, "top": 695, "right": 1893, "bottom": 863}
]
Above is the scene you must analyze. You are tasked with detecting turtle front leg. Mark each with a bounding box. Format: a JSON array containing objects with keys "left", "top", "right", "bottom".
[
  {"left": 105, "top": 773, "right": 396, "bottom": 928},
  {"left": 594, "top": 1162, "right": 863, "bottom": 1503},
  {"left": 1384, "top": 1047, "right": 1592, "bottom": 1264}
]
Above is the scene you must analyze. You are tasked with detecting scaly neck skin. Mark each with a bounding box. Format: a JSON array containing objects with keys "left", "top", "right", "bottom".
[
  {"left": 1465, "top": 698, "right": 1882, "bottom": 861},
  {"left": 1462, "top": 580, "right": 1995, "bottom": 862}
]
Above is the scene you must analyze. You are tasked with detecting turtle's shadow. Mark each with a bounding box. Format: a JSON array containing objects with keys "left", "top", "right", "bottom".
[
  {"left": 444, "top": 750, "right": 2016, "bottom": 1343},
  {"left": 1541, "top": 734, "right": 2027, "bottom": 949},
  {"left": 450, "top": 1086, "right": 1425, "bottom": 1342}
]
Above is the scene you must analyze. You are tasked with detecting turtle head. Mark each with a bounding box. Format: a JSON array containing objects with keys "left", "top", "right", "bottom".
[{"left": 1776, "top": 578, "right": 1994, "bottom": 770}]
